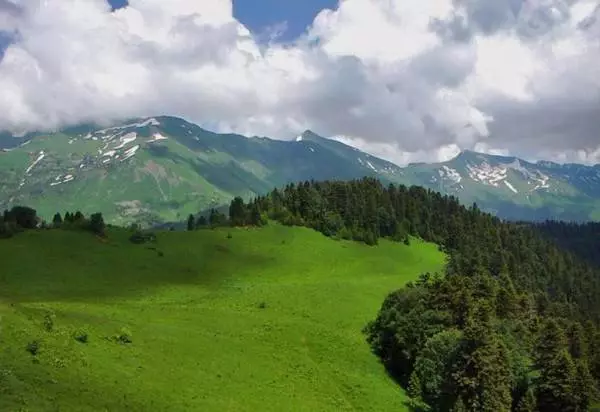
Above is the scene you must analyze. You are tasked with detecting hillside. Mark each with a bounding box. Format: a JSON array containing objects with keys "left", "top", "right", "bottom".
[
  {"left": 0, "top": 224, "right": 444, "bottom": 411},
  {"left": 1, "top": 117, "right": 600, "bottom": 225},
  {"left": 0, "top": 117, "right": 403, "bottom": 226},
  {"left": 403, "top": 150, "right": 600, "bottom": 222}
]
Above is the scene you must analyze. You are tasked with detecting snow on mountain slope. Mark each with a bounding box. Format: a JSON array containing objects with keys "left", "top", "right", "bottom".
[{"left": 1, "top": 117, "right": 600, "bottom": 224}]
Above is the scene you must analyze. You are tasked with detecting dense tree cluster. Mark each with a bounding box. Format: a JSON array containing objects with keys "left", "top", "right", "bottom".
[
  {"left": 244, "top": 178, "right": 600, "bottom": 411},
  {"left": 0, "top": 206, "right": 39, "bottom": 237},
  {"left": 533, "top": 221, "right": 600, "bottom": 268},
  {"left": 187, "top": 198, "right": 265, "bottom": 231},
  {"left": 0, "top": 207, "right": 105, "bottom": 237}
]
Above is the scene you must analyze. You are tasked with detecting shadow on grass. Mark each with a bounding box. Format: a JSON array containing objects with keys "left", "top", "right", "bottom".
[{"left": 0, "top": 227, "right": 277, "bottom": 303}]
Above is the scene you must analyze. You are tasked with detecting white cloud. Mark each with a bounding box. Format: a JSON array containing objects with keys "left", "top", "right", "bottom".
[{"left": 0, "top": 0, "right": 598, "bottom": 165}]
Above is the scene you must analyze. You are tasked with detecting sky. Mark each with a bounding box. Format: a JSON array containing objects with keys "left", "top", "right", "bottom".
[{"left": 0, "top": 0, "right": 598, "bottom": 166}]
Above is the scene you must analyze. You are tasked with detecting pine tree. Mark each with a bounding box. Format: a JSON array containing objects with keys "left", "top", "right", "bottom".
[
  {"left": 457, "top": 304, "right": 512, "bottom": 412},
  {"left": 196, "top": 216, "right": 207, "bottom": 228},
  {"left": 249, "top": 203, "right": 262, "bottom": 227},
  {"left": 451, "top": 397, "right": 467, "bottom": 412},
  {"left": 567, "top": 322, "right": 588, "bottom": 360},
  {"left": 408, "top": 371, "right": 423, "bottom": 400},
  {"left": 515, "top": 388, "right": 536, "bottom": 412},
  {"left": 89, "top": 213, "right": 105, "bottom": 236},
  {"left": 52, "top": 212, "right": 63, "bottom": 227},
  {"left": 573, "top": 359, "right": 594, "bottom": 411},
  {"left": 536, "top": 348, "right": 577, "bottom": 412},
  {"left": 229, "top": 197, "right": 246, "bottom": 226},
  {"left": 187, "top": 214, "right": 195, "bottom": 231}
]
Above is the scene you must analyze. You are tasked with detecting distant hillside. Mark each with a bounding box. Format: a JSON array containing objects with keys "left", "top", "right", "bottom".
[
  {"left": 402, "top": 150, "right": 600, "bottom": 222},
  {"left": 1, "top": 116, "right": 600, "bottom": 224},
  {"left": 0, "top": 117, "right": 403, "bottom": 226}
]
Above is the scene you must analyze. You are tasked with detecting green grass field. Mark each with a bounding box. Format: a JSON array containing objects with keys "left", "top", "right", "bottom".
[{"left": 0, "top": 224, "right": 445, "bottom": 411}]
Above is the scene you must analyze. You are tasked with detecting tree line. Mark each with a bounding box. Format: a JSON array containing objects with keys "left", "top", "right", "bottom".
[
  {"left": 0, "top": 206, "right": 106, "bottom": 238},
  {"left": 219, "top": 178, "right": 600, "bottom": 411}
]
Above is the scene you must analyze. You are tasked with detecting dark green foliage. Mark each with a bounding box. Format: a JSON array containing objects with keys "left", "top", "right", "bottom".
[
  {"left": 7, "top": 206, "right": 38, "bottom": 229},
  {"left": 74, "top": 330, "right": 89, "bottom": 344},
  {"left": 536, "top": 348, "right": 577, "bottom": 412},
  {"left": 43, "top": 312, "right": 55, "bottom": 332},
  {"left": 187, "top": 214, "right": 195, "bottom": 231},
  {"left": 515, "top": 389, "right": 536, "bottom": 412},
  {"left": 89, "top": 213, "right": 105, "bottom": 236},
  {"left": 129, "top": 231, "right": 156, "bottom": 244},
  {"left": 26, "top": 340, "right": 40, "bottom": 356},
  {"left": 111, "top": 328, "right": 132, "bottom": 344},
  {"left": 534, "top": 221, "right": 600, "bottom": 268},
  {"left": 208, "top": 209, "right": 227, "bottom": 226},
  {"left": 196, "top": 215, "right": 208, "bottom": 227},
  {"left": 52, "top": 212, "right": 63, "bottom": 227},
  {"left": 229, "top": 197, "right": 247, "bottom": 226}
]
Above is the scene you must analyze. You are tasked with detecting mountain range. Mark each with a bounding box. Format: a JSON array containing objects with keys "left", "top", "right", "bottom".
[{"left": 1, "top": 116, "right": 599, "bottom": 225}]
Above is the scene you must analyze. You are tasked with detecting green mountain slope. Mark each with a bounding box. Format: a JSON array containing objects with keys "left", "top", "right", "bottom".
[
  {"left": 403, "top": 150, "right": 600, "bottom": 221},
  {"left": 1, "top": 117, "right": 599, "bottom": 223},
  {"left": 0, "top": 117, "right": 404, "bottom": 225},
  {"left": 0, "top": 224, "right": 445, "bottom": 411}
]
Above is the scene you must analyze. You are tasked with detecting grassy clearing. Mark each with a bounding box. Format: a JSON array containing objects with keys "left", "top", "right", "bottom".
[{"left": 0, "top": 224, "right": 445, "bottom": 411}]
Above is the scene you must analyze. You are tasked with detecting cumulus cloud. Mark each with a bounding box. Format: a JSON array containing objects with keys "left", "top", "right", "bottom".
[{"left": 0, "top": 0, "right": 598, "bottom": 165}]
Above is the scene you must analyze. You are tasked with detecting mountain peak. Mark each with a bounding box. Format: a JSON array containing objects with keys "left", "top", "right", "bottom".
[{"left": 300, "top": 130, "right": 324, "bottom": 141}]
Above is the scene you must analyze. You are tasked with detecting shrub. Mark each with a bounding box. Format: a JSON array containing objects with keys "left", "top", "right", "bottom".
[
  {"left": 43, "top": 312, "right": 55, "bottom": 332},
  {"left": 258, "top": 301, "right": 267, "bottom": 309},
  {"left": 116, "top": 327, "right": 132, "bottom": 344},
  {"left": 129, "top": 230, "right": 156, "bottom": 244},
  {"left": 26, "top": 340, "right": 40, "bottom": 356},
  {"left": 74, "top": 330, "right": 89, "bottom": 344}
]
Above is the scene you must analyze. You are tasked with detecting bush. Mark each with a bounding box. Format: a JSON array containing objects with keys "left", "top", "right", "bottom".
[
  {"left": 26, "top": 340, "right": 40, "bottom": 356},
  {"left": 74, "top": 330, "right": 89, "bottom": 344},
  {"left": 43, "top": 312, "right": 55, "bottom": 332},
  {"left": 116, "top": 327, "right": 132, "bottom": 344},
  {"left": 129, "top": 230, "right": 156, "bottom": 244},
  {"left": 258, "top": 301, "right": 267, "bottom": 309}
]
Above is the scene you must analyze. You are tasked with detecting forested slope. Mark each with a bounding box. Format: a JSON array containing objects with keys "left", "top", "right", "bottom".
[
  {"left": 226, "top": 178, "right": 600, "bottom": 411},
  {"left": 533, "top": 221, "right": 600, "bottom": 269}
]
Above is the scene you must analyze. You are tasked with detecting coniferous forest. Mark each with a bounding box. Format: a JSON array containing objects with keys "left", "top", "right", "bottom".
[{"left": 221, "top": 178, "right": 600, "bottom": 411}]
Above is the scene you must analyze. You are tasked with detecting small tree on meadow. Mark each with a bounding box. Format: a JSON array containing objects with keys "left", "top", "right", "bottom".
[
  {"left": 89, "top": 212, "right": 105, "bottom": 236},
  {"left": 187, "top": 214, "right": 195, "bottom": 231},
  {"left": 52, "top": 212, "right": 63, "bottom": 227}
]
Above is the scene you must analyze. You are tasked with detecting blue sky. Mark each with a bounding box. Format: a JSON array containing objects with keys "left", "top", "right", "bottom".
[
  {"left": 107, "top": 0, "right": 337, "bottom": 41},
  {"left": 232, "top": 0, "right": 338, "bottom": 41}
]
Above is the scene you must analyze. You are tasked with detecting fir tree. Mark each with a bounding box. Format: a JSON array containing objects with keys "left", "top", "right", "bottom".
[
  {"left": 187, "top": 214, "right": 195, "bottom": 231},
  {"left": 52, "top": 212, "right": 63, "bottom": 227},
  {"left": 515, "top": 388, "right": 536, "bottom": 412}
]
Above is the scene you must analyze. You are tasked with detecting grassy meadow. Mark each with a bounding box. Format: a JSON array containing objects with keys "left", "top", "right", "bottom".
[{"left": 0, "top": 224, "right": 445, "bottom": 411}]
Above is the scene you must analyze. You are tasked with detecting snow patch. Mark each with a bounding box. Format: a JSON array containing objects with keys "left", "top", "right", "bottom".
[
  {"left": 366, "top": 161, "right": 377, "bottom": 171},
  {"left": 504, "top": 181, "right": 518, "bottom": 193},
  {"left": 95, "top": 118, "right": 160, "bottom": 135},
  {"left": 309, "top": 147, "right": 315, "bottom": 153},
  {"left": 295, "top": 135, "right": 303, "bottom": 142},
  {"left": 439, "top": 166, "right": 462, "bottom": 183},
  {"left": 150, "top": 133, "right": 168, "bottom": 142},
  {"left": 121, "top": 145, "right": 140, "bottom": 161},
  {"left": 25, "top": 151, "right": 45, "bottom": 174},
  {"left": 114, "top": 132, "right": 137, "bottom": 149},
  {"left": 467, "top": 162, "right": 507, "bottom": 186}
]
